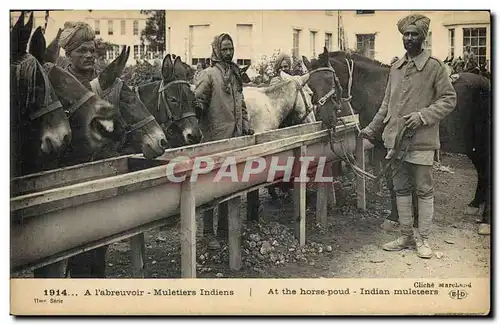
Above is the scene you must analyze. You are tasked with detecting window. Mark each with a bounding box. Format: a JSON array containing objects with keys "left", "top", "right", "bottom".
[
  {"left": 463, "top": 27, "right": 487, "bottom": 66},
  {"left": 121, "top": 20, "right": 126, "bottom": 35},
  {"left": 191, "top": 58, "right": 211, "bottom": 66},
  {"left": 325, "top": 33, "right": 332, "bottom": 51},
  {"left": 356, "top": 10, "right": 375, "bottom": 14},
  {"left": 114, "top": 45, "right": 120, "bottom": 59},
  {"left": 292, "top": 29, "right": 301, "bottom": 59},
  {"left": 448, "top": 28, "right": 455, "bottom": 57},
  {"left": 356, "top": 34, "right": 375, "bottom": 59},
  {"left": 133, "top": 20, "right": 139, "bottom": 36},
  {"left": 134, "top": 45, "right": 139, "bottom": 59},
  {"left": 237, "top": 59, "right": 252, "bottom": 66},
  {"left": 310, "top": 31, "right": 317, "bottom": 58},
  {"left": 107, "top": 20, "right": 113, "bottom": 35},
  {"left": 424, "top": 30, "right": 432, "bottom": 54},
  {"left": 236, "top": 24, "right": 253, "bottom": 67},
  {"left": 95, "top": 20, "right": 100, "bottom": 35}
]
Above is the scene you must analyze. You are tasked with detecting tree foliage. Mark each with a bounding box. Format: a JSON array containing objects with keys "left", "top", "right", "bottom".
[{"left": 140, "top": 10, "right": 166, "bottom": 52}]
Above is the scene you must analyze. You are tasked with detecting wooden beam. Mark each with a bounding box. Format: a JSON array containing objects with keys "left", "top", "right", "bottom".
[
  {"left": 180, "top": 179, "right": 196, "bottom": 278},
  {"left": 130, "top": 234, "right": 146, "bottom": 278},
  {"left": 227, "top": 196, "right": 242, "bottom": 271},
  {"left": 294, "top": 145, "right": 307, "bottom": 247}
]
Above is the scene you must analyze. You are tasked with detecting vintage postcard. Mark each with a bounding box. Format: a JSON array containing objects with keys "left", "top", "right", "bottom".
[{"left": 7, "top": 4, "right": 492, "bottom": 316}]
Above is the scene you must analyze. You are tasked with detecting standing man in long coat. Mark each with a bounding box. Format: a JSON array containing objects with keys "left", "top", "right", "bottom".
[
  {"left": 360, "top": 14, "right": 456, "bottom": 259},
  {"left": 195, "top": 33, "right": 254, "bottom": 249}
]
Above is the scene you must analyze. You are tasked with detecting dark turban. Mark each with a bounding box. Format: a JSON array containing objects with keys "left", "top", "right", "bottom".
[
  {"left": 397, "top": 14, "right": 430, "bottom": 38},
  {"left": 59, "top": 21, "right": 95, "bottom": 54}
]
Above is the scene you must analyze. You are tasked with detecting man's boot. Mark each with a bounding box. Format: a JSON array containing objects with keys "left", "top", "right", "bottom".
[
  {"left": 383, "top": 195, "right": 414, "bottom": 251},
  {"left": 415, "top": 196, "right": 434, "bottom": 258}
]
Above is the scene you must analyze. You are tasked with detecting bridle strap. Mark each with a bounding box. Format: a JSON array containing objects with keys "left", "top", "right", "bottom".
[
  {"left": 65, "top": 91, "right": 95, "bottom": 115},
  {"left": 29, "top": 100, "right": 63, "bottom": 120},
  {"left": 123, "top": 115, "right": 156, "bottom": 134},
  {"left": 157, "top": 79, "right": 197, "bottom": 132}
]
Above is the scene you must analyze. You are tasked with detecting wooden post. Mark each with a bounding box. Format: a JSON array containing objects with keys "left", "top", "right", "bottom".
[
  {"left": 356, "top": 137, "right": 366, "bottom": 210},
  {"left": 246, "top": 190, "right": 260, "bottom": 222},
  {"left": 435, "top": 149, "right": 441, "bottom": 164},
  {"left": 130, "top": 234, "right": 146, "bottom": 278},
  {"left": 180, "top": 179, "right": 196, "bottom": 278},
  {"left": 316, "top": 160, "right": 331, "bottom": 228},
  {"left": 294, "top": 145, "right": 307, "bottom": 247},
  {"left": 227, "top": 196, "right": 242, "bottom": 271},
  {"left": 32, "top": 260, "right": 68, "bottom": 278}
]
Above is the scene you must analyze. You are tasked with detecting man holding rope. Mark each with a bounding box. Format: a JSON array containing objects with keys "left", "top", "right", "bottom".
[{"left": 359, "top": 14, "right": 456, "bottom": 259}]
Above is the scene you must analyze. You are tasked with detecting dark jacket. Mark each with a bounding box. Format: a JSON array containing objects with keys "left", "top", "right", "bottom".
[
  {"left": 194, "top": 65, "right": 250, "bottom": 141},
  {"left": 368, "top": 50, "right": 457, "bottom": 151}
]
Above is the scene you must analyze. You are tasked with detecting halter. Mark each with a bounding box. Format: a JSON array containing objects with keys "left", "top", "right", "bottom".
[
  {"left": 151, "top": 79, "right": 197, "bottom": 133},
  {"left": 313, "top": 57, "right": 413, "bottom": 183},
  {"left": 44, "top": 62, "right": 95, "bottom": 118},
  {"left": 12, "top": 56, "right": 64, "bottom": 121},
  {"left": 288, "top": 79, "right": 316, "bottom": 124},
  {"left": 90, "top": 77, "right": 155, "bottom": 135}
]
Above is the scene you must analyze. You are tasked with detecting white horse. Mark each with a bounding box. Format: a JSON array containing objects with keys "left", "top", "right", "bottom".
[{"left": 243, "top": 71, "right": 316, "bottom": 134}]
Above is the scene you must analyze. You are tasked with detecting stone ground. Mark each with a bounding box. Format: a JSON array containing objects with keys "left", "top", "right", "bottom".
[{"left": 100, "top": 152, "right": 491, "bottom": 280}]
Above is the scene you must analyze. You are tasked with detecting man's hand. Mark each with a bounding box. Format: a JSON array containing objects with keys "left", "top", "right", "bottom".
[
  {"left": 359, "top": 126, "right": 375, "bottom": 141},
  {"left": 243, "top": 128, "right": 254, "bottom": 136},
  {"left": 402, "top": 112, "right": 423, "bottom": 130}
]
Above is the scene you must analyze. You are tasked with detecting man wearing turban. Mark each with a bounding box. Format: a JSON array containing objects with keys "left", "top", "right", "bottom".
[
  {"left": 59, "top": 21, "right": 98, "bottom": 89},
  {"left": 57, "top": 21, "right": 110, "bottom": 279},
  {"left": 194, "top": 33, "right": 253, "bottom": 250},
  {"left": 269, "top": 52, "right": 293, "bottom": 86},
  {"left": 360, "top": 14, "right": 457, "bottom": 259}
]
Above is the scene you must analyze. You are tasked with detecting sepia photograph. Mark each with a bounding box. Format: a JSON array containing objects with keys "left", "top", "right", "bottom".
[{"left": 7, "top": 3, "right": 492, "bottom": 316}]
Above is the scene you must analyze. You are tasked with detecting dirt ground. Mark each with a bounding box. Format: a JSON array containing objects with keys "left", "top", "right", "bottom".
[{"left": 101, "top": 152, "right": 490, "bottom": 279}]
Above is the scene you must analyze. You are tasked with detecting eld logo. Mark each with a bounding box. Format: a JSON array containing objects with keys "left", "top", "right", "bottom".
[{"left": 449, "top": 289, "right": 468, "bottom": 300}]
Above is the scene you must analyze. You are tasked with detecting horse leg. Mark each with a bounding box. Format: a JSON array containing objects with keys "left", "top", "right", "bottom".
[
  {"left": 217, "top": 202, "right": 229, "bottom": 241},
  {"left": 465, "top": 151, "right": 483, "bottom": 214},
  {"left": 203, "top": 208, "right": 220, "bottom": 250}
]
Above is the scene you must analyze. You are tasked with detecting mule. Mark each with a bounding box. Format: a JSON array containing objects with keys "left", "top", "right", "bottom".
[
  {"left": 10, "top": 12, "right": 72, "bottom": 177},
  {"left": 134, "top": 54, "right": 203, "bottom": 148},
  {"left": 28, "top": 27, "right": 117, "bottom": 167},
  {"left": 243, "top": 71, "right": 316, "bottom": 133},
  {"left": 303, "top": 47, "right": 491, "bottom": 235}
]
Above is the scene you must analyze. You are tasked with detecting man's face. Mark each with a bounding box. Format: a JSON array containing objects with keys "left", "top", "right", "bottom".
[
  {"left": 402, "top": 25, "right": 424, "bottom": 53},
  {"left": 280, "top": 60, "right": 291, "bottom": 74},
  {"left": 220, "top": 39, "right": 234, "bottom": 62},
  {"left": 69, "top": 40, "right": 96, "bottom": 72}
]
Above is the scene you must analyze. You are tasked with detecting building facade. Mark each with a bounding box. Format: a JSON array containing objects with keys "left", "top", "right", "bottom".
[
  {"left": 340, "top": 10, "right": 491, "bottom": 68},
  {"left": 166, "top": 10, "right": 490, "bottom": 69},
  {"left": 166, "top": 10, "right": 339, "bottom": 67},
  {"left": 10, "top": 10, "right": 161, "bottom": 65}
]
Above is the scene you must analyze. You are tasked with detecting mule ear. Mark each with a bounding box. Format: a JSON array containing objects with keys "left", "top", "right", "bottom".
[
  {"left": 45, "top": 28, "right": 62, "bottom": 63},
  {"left": 29, "top": 26, "right": 46, "bottom": 63},
  {"left": 98, "top": 45, "right": 129, "bottom": 90},
  {"left": 18, "top": 11, "right": 33, "bottom": 54},
  {"left": 302, "top": 56, "right": 312, "bottom": 70},
  {"left": 280, "top": 70, "right": 292, "bottom": 79},
  {"left": 162, "top": 54, "right": 174, "bottom": 80},
  {"left": 322, "top": 47, "right": 329, "bottom": 55},
  {"left": 297, "top": 73, "right": 310, "bottom": 87},
  {"left": 240, "top": 65, "right": 250, "bottom": 74},
  {"left": 173, "top": 55, "right": 188, "bottom": 79}
]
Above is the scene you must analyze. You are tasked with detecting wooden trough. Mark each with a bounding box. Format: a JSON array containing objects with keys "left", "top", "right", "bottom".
[{"left": 10, "top": 115, "right": 372, "bottom": 277}]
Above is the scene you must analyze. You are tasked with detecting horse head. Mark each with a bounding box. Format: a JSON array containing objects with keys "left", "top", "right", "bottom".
[
  {"left": 94, "top": 46, "right": 168, "bottom": 159},
  {"left": 279, "top": 71, "right": 316, "bottom": 125},
  {"left": 155, "top": 54, "right": 203, "bottom": 147},
  {"left": 36, "top": 27, "right": 116, "bottom": 157},
  {"left": 10, "top": 12, "right": 72, "bottom": 176},
  {"left": 301, "top": 47, "right": 346, "bottom": 130}
]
